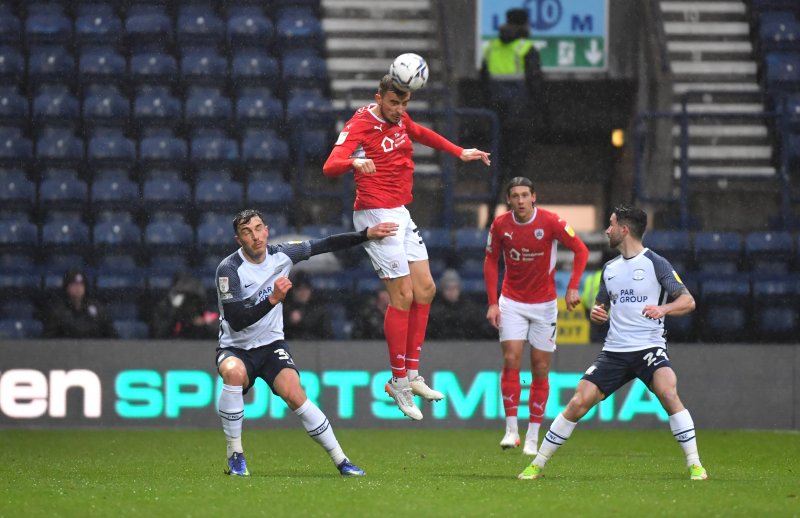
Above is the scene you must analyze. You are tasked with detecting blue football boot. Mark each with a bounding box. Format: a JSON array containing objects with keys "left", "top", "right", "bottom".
[
  {"left": 337, "top": 459, "right": 365, "bottom": 476},
  {"left": 225, "top": 452, "right": 250, "bottom": 476}
]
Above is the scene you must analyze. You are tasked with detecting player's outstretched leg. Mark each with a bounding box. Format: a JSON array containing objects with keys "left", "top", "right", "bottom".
[
  {"left": 500, "top": 367, "right": 521, "bottom": 449},
  {"left": 406, "top": 301, "right": 443, "bottom": 402},
  {"left": 218, "top": 384, "right": 249, "bottom": 476},
  {"left": 409, "top": 375, "right": 444, "bottom": 401},
  {"left": 524, "top": 378, "right": 549, "bottom": 455},
  {"left": 294, "top": 399, "right": 366, "bottom": 476},
  {"left": 669, "top": 409, "right": 707, "bottom": 480},
  {"left": 518, "top": 413, "right": 577, "bottom": 480}
]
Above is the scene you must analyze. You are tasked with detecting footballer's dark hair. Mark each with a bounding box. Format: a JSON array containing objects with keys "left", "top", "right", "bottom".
[
  {"left": 613, "top": 204, "right": 647, "bottom": 239},
  {"left": 505, "top": 176, "right": 535, "bottom": 198},
  {"left": 378, "top": 74, "right": 411, "bottom": 98},
  {"left": 232, "top": 208, "right": 264, "bottom": 234}
]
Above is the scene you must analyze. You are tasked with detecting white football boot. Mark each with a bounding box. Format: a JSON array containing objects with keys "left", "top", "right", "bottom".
[
  {"left": 384, "top": 378, "right": 423, "bottom": 420},
  {"left": 409, "top": 375, "right": 444, "bottom": 401},
  {"left": 500, "top": 430, "right": 521, "bottom": 450}
]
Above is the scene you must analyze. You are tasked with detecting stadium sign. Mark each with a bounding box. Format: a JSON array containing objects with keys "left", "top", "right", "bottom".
[{"left": 477, "top": 0, "right": 608, "bottom": 71}]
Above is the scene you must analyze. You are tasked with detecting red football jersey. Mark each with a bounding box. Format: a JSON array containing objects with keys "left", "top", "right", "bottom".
[
  {"left": 484, "top": 208, "right": 589, "bottom": 305},
  {"left": 323, "top": 104, "right": 462, "bottom": 210}
]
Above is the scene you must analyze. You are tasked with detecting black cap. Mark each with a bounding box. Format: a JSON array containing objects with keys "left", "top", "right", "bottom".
[
  {"left": 506, "top": 8, "right": 529, "bottom": 26},
  {"left": 63, "top": 268, "right": 86, "bottom": 287}
]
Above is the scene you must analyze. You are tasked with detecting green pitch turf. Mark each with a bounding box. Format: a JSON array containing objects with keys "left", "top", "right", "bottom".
[{"left": 1, "top": 429, "right": 797, "bottom": 517}]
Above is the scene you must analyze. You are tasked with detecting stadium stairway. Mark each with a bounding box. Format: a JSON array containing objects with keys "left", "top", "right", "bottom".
[{"left": 661, "top": 0, "right": 775, "bottom": 179}]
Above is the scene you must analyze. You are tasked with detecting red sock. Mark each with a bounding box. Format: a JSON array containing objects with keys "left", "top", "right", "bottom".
[
  {"left": 405, "top": 301, "right": 430, "bottom": 374},
  {"left": 384, "top": 305, "right": 410, "bottom": 379},
  {"left": 529, "top": 377, "right": 550, "bottom": 424},
  {"left": 500, "top": 368, "right": 521, "bottom": 418}
]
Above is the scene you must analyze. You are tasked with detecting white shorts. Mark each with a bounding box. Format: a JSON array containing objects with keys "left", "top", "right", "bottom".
[
  {"left": 353, "top": 206, "right": 428, "bottom": 279},
  {"left": 498, "top": 295, "right": 558, "bottom": 352}
]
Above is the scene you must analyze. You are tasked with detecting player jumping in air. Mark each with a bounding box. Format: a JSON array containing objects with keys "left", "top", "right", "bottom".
[
  {"left": 518, "top": 204, "right": 708, "bottom": 481},
  {"left": 323, "top": 75, "right": 491, "bottom": 420}
]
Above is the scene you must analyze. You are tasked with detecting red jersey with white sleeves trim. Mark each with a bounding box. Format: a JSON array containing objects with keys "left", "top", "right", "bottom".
[
  {"left": 322, "top": 104, "right": 463, "bottom": 210},
  {"left": 484, "top": 207, "right": 589, "bottom": 305}
]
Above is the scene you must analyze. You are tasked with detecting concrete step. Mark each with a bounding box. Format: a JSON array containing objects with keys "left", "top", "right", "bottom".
[
  {"left": 327, "top": 57, "right": 440, "bottom": 74},
  {"left": 670, "top": 102, "right": 763, "bottom": 112},
  {"left": 672, "top": 145, "right": 773, "bottom": 160},
  {"left": 663, "top": 21, "right": 749, "bottom": 36},
  {"left": 667, "top": 41, "right": 752, "bottom": 53},
  {"left": 323, "top": 18, "right": 434, "bottom": 35},
  {"left": 671, "top": 61, "right": 757, "bottom": 75},
  {"left": 673, "top": 82, "right": 760, "bottom": 94},
  {"left": 322, "top": 0, "right": 432, "bottom": 17},
  {"left": 660, "top": 1, "right": 746, "bottom": 14},
  {"left": 671, "top": 124, "right": 769, "bottom": 138},
  {"left": 326, "top": 37, "right": 435, "bottom": 55},
  {"left": 674, "top": 165, "right": 776, "bottom": 177},
  {"left": 332, "top": 98, "right": 431, "bottom": 111}
]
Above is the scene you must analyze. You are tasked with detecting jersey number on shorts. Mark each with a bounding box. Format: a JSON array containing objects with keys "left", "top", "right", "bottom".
[
  {"left": 275, "top": 348, "right": 295, "bottom": 365},
  {"left": 642, "top": 348, "right": 668, "bottom": 367}
]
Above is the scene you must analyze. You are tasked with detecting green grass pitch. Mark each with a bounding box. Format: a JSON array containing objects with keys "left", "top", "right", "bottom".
[{"left": 1, "top": 429, "right": 798, "bottom": 516}]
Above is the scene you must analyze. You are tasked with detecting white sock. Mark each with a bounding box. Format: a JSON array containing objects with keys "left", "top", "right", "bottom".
[
  {"left": 218, "top": 384, "right": 244, "bottom": 457},
  {"left": 526, "top": 422, "right": 541, "bottom": 444},
  {"left": 407, "top": 369, "right": 419, "bottom": 381},
  {"left": 533, "top": 413, "right": 577, "bottom": 468},
  {"left": 294, "top": 399, "right": 347, "bottom": 466},
  {"left": 505, "top": 416, "right": 518, "bottom": 434},
  {"left": 669, "top": 409, "right": 701, "bottom": 467}
]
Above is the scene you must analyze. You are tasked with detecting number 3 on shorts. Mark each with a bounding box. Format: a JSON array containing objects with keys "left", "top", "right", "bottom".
[{"left": 275, "top": 348, "right": 295, "bottom": 365}]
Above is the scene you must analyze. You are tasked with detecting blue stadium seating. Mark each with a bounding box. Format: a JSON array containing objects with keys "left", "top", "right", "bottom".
[
  {"left": 643, "top": 230, "right": 693, "bottom": 273},
  {"left": 83, "top": 85, "right": 131, "bottom": 128},
  {"left": 0, "top": 46, "right": 24, "bottom": 83},
  {"left": 275, "top": 6, "right": 323, "bottom": 51},
  {"left": 231, "top": 48, "right": 280, "bottom": 87},
  {"left": 24, "top": 10, "right": 72, "bottom": 45},
  {"left": 28, "top": 45, "right": 75, "bottom": 85},
  {"left": 0, "top": 217, "right": 37, "bottom": 252},
  {"left": 300, "top": 225, "right": 348, "bottom": 238},
  {"left": 133, "top": 86, "right": 182, "bottom": 128},
  {"left": 130, "top": 51, "right": 178, "bottom": 85},
  {"left": 35, "top": 127, "right": 84, "bottom": 167},
  {"left": 0, "top": 127, "right": 32, "bottom": 166},
  {"left": 693, "top": 231, "right": 742, "bottom": 274},
  {"left": 184, "top": 87, "right": 233, "bottom": 129},
  {"left": 75, "top": 4, "right": 123, "bottom": 47},
  {"left": 195, "top": 177, "right": 244, "bottom": 212},
  {"left": 91, "top": 170, "right": 138, "bottom": 209},
  {"left": 282, "top": 51, "right": 328, "bottom": 86},
  {"left": 93, "top": 220, "right": 142, "bottom": 252},
  {"left": 235, "top": 87, "right": 283, "bottom": 128},
  {"left": 0, "top": 87, "right": 28, "bottom": 125},
  {"left": 0, "top": 299, "right": 37, "bottom": 320},
  {"left": 95, "top": 269, "right": 147, "bottom": 299},
  {"left": 227, "top": 6, "right": 273, "bottom": 47},
  {"left": 144, "top": 219, "right": 194, "bottom": 251},
  {"left": 196, "top": 214, "right": 232, "bottom": 254},
  {"left": 190, "top": 132, "right": 239, "bottom": 167},
  {"left": 0, "top": 169, "right": 35, "bottom": 211},
  {"left": 744, "top": 231, "right": 793, "bottom": 273},
  {"left": 759, "top": 15, "right": 800, "bottom": 52},
  {"left": 79, "top": 46, "right": 127, "bottom": 85},
  {"left": 0, "top": 252, "right": 40, "bottom": 297},
  {"left": 180, "top": 46, "right": 228, "bottom": 87},
  {"left": 751, "top": 273, "right": 799, "bottom": 341},
  {"left": 141, "top": 170, "right": 192, "bottom": 211},
  {"left": 125, "top": 5, "right": 174, "bottom": 50},
  {"left": 0, "top": 318, "right": 43, "bottom": 338},
  {"left": 454, "top": 228, "right": 489, "bottom": 261},
  {"left": 114, "top": 319, "right": 150, "bottom": 339},
  {"left": 38, "top": 167, "right": 88, "bottom": 209},
  {"left": 698, "top": 275, "right": 750, "bottom": 341},
  {"left": 285, "top": 89, "right": 333, "bottom": 127},
  {"left": 41, "top": 219, "right": 91, "bottom": 252},
  {"left": 87, "top": 129, "right": 137, "bottom": 167},
  {"left": 765, "top": 52, "right": 800, "bottom": 93},
  {"left": 246, "top": 178, "right": 293, "bottom": 209},
  {"left": 0, "top": 12, "right": 21, "bottom": 46},
  {"left": 106, "top": 302, "right": 141, "bottom": 322},
  {"left": 177, "top": 5, "right": 225, "bottom": 46},
  {"left": 32, "top": 86, "right": 79, "bottom": 127},
  {"left": 241, "top": 129, "right": 289, "bottom": 168},
  {"left": 41, "top": 253, "right": 88, "bottom": 292},
  {"left": 139, "top": 132, "right": 188, "bottom": 166}
]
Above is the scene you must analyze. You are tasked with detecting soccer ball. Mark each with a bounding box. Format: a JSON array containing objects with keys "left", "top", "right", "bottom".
[{"left": 389, "top": 53, "right": 429, "bottom": 92}]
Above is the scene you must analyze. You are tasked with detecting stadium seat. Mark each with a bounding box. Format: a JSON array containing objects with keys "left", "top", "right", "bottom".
[
  {"left": 275, "top": 6, "right": 323, "bottom": 51},
  {"left": 41, "top": 220, "right": 91, "bottom": 253},
  {"left": 230, "top": 48, "right": 280, "bottom": 86},
  {"left": 196, "top": 215, "right": 232, "bottom": 254},
  {"left": 0, "top": 12, "right": 20, "bottom": 46},
  {"left": 106, "top": 302, "right": 141, "bottom": 322},
  {"left": 139, "top": 133, "right": 188, "bottom": 166},
  {"left": 35, "top": 127, "right": 84, "bottom": 167},
  {"left": 765, "top": 52, "right": 800, "bottom": 93},
  {"left": 38, "top": 167, "right": 88, "bottom": 209},
  {"left": 693, "top": 231, "right": 742, "bottom": 274},
  {"left": 184, "top": 87, "right": 233, "bottom": 129},
  {"left": 0, "top": 127, "right": 33, "bottom": 166},
  {"left": 146, "top": 252, "right": 193, "bottom": 295},
  {"left": 0, "top": 46, "right": 24, "bottom": 83},
  {"left": 87, "top": 129, "right": 137, "bottom": 167},
  {"left": 125, "top": 5, "right": 174, "bottom": 50},
  {"left": 0, "top": 318, "right": 43, "bottom": 339},
  {"left": 246, "top": 178, "right": 293, "bottom": 210},
  {"left": 75, "top": 4, "right": 123, "bottom": 47},
  {"left": 28, "top": 45, "right": 76, "bottom": 85},
  {"left": 82, "top": 85, "right": 131, "bottom": 128},
  {"left": 744, "top": 231, "right": 793, "bottom": 273},
  {"left": 235, "top": 87, "right": 283, "bottom": 129},
  {"left": 180, "top": 46, "right": 228, "bottom": 87},
  {"left": 285, "top": 89, "right": 333, "bottom": 127},
  {"left": 95, "top": 269, "right": 147, "bottom": 300},
  {"left": 698, "top": 275, "right": 750, "bottom": 341},
  {"left": 194, "top": 177, "right": 244, "bottom": 212},
  {"left": 141, "top": 171, "right": 192, "bottom": 212},
  {"left": 643, "top": 230, "right": 693, "bottom": 273},
  {"left": 227, "top": 6, "right": 273, "bottom": 48},
  {"left": 0, "top": 169, "right": 36, "bottom": 211},
  {"left": 93, "top": 220, "right": 142, "bottom": 252},
  {"left": 177, "top": 5, "right": 225, "bottom": 46},
  {"left": 0, "top": 217, "right": 37, "bottom": 252},
  {"left": 144, "top": 219, "right": 194, "bottom": 252},
  {"left": 759, "top": 17, "right": 800, "bottom": 52},
  {"left": 78, "top": 46, "right": 127, "bottom": 86},
  {"left": 32, "top": 85, "right": 80, "bottom": 127},
  {"left": 114, "top": 319, "right": 150, "bottom": 339},
  {"left": 241, "top": 129, "right": 289, "bottom": 168},
  {"left": 24, "top": 10, "right": 72, "bottom": 45},
  {"left": 133, "top": 86, "right": 182, "bottom": 128},
  {"left": 751, "top": 273, "right": 799, "bottom": 341},
  {"left": 190, "top": 132, "right": 239, "bottom": 168},
  {"left": 282, "top": 51, "right": 328, "bottom": 87},
  {"left": 0, "top": 299, "right": 37, "bottom": 320},
  {"left": 91, "top": 170, "right": 138, "bottom": 209},
  {"left": 41, "top": 253, "right": 87, "bottom": 292},
  {"left": 0, "top": 87, "right": 28, "bottom": 126},
  {"left": 95, "top": 251, "right": 138, "bottom": 273},
  {"left": 0, "top": 252, "right": 40, "bottom": 298},
  {"left": 454, "top": 228, "right": 489, "bottom": 261},
  {"left": 300, "top": 225, "right": 348, "bottom": 238},
  {"left": 130, "top": 51, "right": 178, "bottom": 85}
]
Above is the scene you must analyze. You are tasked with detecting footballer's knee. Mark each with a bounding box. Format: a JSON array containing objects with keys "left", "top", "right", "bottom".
[{"left": 219, "top": 358, "right": 248, "bottom": 387}]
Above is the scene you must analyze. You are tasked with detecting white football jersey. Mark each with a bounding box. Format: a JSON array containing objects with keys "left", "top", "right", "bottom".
[{"left": 596, "top": 248, "right": 687, "bottom": 352}]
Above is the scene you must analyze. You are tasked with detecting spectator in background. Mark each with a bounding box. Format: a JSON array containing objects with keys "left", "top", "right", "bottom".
[
  {"left": 43, "top": 268, "right": 117, "bottom": 339},
  {"left": 282, "top": 271, "right": 332, "bottom": 340},
  {"left": 428, "top": 269, "right": 493, "bottom": 340},
  {"left": 152, "top": 272, "right": 219, "bottom": 339},
  {"left": 480, "top": 8, "right": 548, "bottom": 212},
  {"left": 351, "top": 287, "right": 390, "bottom": 339}
]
